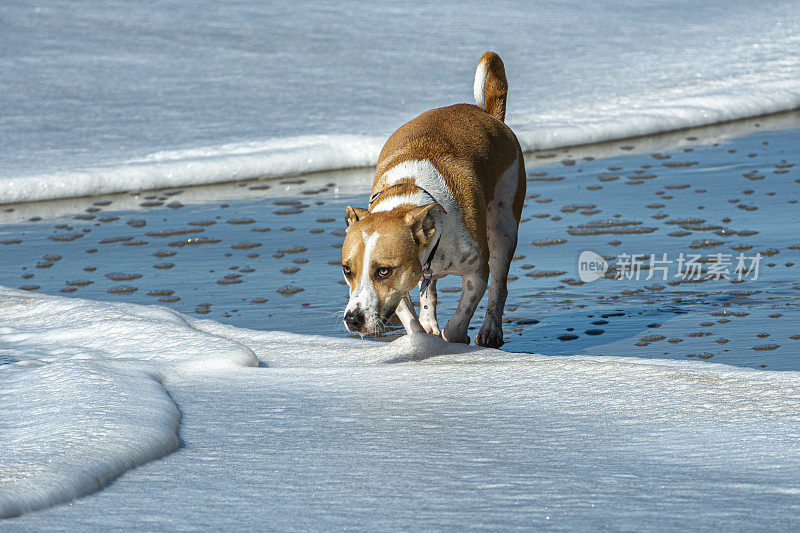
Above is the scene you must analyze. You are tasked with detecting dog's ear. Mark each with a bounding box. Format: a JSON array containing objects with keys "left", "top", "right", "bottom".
[
  {"left": 344, "top": 206, "right": 369, "bottom": 228},
  {"left": 405, "top": 203, "right": 445, "bottom": 245}
]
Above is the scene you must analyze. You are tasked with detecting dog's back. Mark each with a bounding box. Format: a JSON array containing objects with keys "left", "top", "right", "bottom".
[{"left": 372, "top": 53, "right": 525, "bottom": 253}]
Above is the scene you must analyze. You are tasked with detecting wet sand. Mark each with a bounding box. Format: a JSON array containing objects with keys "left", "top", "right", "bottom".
[{"left": 1, "top": 112, "right": 799, "bottom": 369}]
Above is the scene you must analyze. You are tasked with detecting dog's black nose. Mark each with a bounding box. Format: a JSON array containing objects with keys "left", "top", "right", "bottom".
[{"left": 344, "top": 309, "right": 365, "bottom": 332}]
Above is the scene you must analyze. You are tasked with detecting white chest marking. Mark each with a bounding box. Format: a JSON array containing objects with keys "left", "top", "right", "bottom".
[
  {"left": 380, "top": 160, "right": 459, "bottom": 218},
  {"left": 371, "top": 192, "right": 431, "bottom": 213}
]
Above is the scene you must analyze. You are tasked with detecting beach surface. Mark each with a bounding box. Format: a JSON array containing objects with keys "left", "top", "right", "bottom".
[{"left": 3, "top": 1, "right": 800, "bottom": 527}]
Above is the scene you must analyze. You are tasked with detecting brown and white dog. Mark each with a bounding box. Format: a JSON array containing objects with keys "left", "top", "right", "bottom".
[{"left": 341, "top": 52, "right": 525, "bottom": 348}]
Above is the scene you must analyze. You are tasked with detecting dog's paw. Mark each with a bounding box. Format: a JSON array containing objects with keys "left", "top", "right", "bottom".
[
  {"left": 441, "top": 329, "right": 470, "bottom": 345},
  {"left": 476, "top": 322, "right": 504, "bottom": 348},
  {"left": 422, "top": 322, "right": 441, "bottom": 336}
]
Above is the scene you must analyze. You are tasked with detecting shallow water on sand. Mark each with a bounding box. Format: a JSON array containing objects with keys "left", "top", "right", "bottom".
[{"left": 2, "top": 117, "right": 799, "bottom": 369}]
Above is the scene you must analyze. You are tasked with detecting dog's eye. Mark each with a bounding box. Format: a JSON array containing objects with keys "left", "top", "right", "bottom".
[
  {"left": 342, "top": 265, "right": 352, "bottom": 277},
  {"left": 376, "top": 267, "right": 392, "bottom": 279}
]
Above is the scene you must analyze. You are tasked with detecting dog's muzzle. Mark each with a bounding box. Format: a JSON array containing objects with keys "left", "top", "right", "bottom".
[{"left": 344, "top": 308, "right": 366, "bottom": 332}]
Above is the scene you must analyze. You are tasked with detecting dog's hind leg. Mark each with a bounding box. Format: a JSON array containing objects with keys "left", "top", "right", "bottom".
[
  {"left": 418, "top": 279, "right": 440, "bottom": 335},
  {"left": 396, "top": 293, "right": 426, "bottom": 335},
  {"left": 476, "top": 221, "right": 515, "bottom": 347},
  {"left": 476, "top": 155, "right": 525, "bottom": 348}
]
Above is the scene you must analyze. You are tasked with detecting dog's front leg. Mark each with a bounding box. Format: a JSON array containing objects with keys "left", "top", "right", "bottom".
[
  {"left": 442, "top": 273, "right": 487, "bottom": 344},
  {"left": 395, "top": 293, "right": 426, "bottom": 335},
  {"left": 418, "top": 279, "right": 440, "bottom": 336}
]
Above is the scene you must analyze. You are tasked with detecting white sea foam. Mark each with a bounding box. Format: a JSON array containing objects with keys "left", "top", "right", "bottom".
[
  {"left": 515, "top": 75, "right": 800, "bottom": 151},
  {"left": 5, "top": 78, "right": 800, "bottom": 204},
  {"left": 0, "top": 135, "right": 383, "bottom": 204},
  {"left": 2, "top": 1, "right": 800, "bottom": 203},
  {"left": 0, "top": 289, "right": 258, "bottom": 518},
  {"left": 1, "top": 361, "right": 179, "bottom": 519},
  {"left": 3, "top": 286, "right": 800, "bottom": 526}
]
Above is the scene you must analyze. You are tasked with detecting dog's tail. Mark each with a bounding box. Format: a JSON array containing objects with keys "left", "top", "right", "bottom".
[{"left": 473, "top": 51, "right": 508, "bottom": 122}]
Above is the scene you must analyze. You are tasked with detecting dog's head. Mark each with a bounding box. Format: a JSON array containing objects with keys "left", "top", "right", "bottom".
[{"left": 340, "top": 203, "right": 443, "bottom": 335}]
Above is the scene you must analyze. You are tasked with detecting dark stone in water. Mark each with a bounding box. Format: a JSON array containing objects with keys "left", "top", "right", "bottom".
[
  {"left": 277, "top": 246, "right": 308, "bottom": 254},
  {"left": 48, "top": 232, "right": 84, "bottom": 242},
  {"left": 99, "top": 236, "right": 134, "bottom": 244},
  {"left": 105, "top": 272, "right": 142, "bottom": 281},
  {"left": 277, "top": 285, "right": 305, "bottom": 296},
  {"left": 147, "top": 290, "right": 174, "bottom": 296},
  {"left": 108, "top": 286, "right": 138, "bottom": 294},
  {"left": 146, "top": 228, "right": 204, "bottom": 237},
  {"left": 231, "top": 242, "right": 262, "bottom": 250},
  {"left": 752, "top": 344, "right": 779, "bottom": 351},
  {"left": 169, "top": 237, "right": 222, "bottom": 247},
  {"left": 153, "top": 250, "right": 177, "bottom": 257}
]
